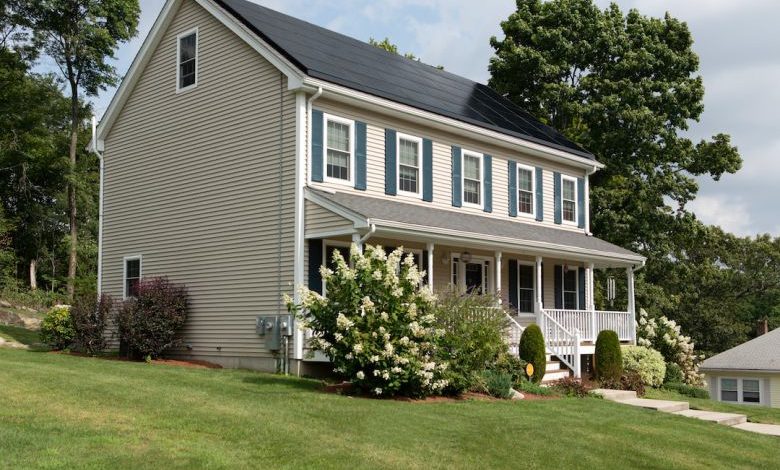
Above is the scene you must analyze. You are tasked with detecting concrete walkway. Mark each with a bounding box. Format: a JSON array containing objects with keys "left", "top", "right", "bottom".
[{"left": 593, "top": 389, "right": 780, "bottom": 437}]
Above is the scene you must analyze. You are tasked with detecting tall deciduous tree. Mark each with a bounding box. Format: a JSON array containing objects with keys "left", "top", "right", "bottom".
[{"left": 24, "top": 0, "right": 139, "bottom": 299}]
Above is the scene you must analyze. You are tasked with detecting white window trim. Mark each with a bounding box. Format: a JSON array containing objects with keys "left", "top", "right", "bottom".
[
  {"left": 561, "top": 174, "right": 578, "bottom": 225},
  {"left": 516, "top": 163, "right": 536, "bottom": 219},
  {"left": 176, "top": 27, "right": 198, "bottom": 93},
  {"left": 719, "top": 377, "right": 762, "bottom": 405},
  {"left": 396, "top": 132, "right": 423, "bottom": 199},
  {"left": 461, "top": 150, "right": 483, "bottom": 210},
  {"left": 122, "top": 255, "right": 143, "bottom": 300},
  {"left": 516, "top": 260, "right": 536, "bottom": 315},
  {"left": 322, "top": 113, "right": 355, "bottom": 186},
  {"left": 561, "top": 266, "right": 579, "bottom": 310}
]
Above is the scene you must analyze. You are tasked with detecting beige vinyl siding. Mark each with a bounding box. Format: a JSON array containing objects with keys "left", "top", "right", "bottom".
[
  {"left": 304, "top": 200, "right": 355, "bottom": 236},
  {"left": 309, "top": 98, "right": 587, "bottom": 233},
  {"left": 102, "top": 0, "right": 296, "bottom": 367},
  {"left": 772, "top": 375, "right": 779, "bottom": 408}
]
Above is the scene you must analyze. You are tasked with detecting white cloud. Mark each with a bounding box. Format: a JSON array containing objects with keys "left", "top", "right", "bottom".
[{"left": 688, "top": 195, "right": 753, "bottom": 235}]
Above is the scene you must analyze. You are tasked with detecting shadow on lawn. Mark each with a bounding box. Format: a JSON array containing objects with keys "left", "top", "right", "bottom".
[
  {"left": 0, "top": 324, "right": 43, "bottom": 347},
  {"left": 241, "top": 374, "right": 323, "bottom": 392}
]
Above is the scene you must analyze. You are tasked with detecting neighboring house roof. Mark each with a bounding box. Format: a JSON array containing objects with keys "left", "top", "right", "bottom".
[
  {"left": 216, "top": 0, "right": 594, "bottom": 160},
  {"left": 307, "top": 188, "right": 643, "bottom": 264},
  {"left": 701, "top": 328, "right": 780, "bottom": 372}
]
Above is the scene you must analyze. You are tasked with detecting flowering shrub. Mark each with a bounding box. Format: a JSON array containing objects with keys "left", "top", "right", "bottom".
[
  {"left": 621, "top": 345, "right": 666, "bottom": 387},
  {"left": 637, "top": 309, "right": 703, "bottom": 386},
  {"left": 287, "top": 244, "right": 448, "bottom": 398},
  {"left": 40, "top": 305, "right": 74, "bottom": 350}
]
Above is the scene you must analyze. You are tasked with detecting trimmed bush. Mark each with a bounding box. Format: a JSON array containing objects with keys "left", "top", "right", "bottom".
[
  {"left": 116, "top": 277, "right": 188, "bottom": 359},
  {"left": 663, "top": 382, "right": 710, "bottom": 399},
  {"left": 519, "top": 324, "right": 546, "bottom": 384},
  {"left": 481, "top": 370, "right": 513, "bottom": 399},
  {"left": 622, "top": 345, "right": 666, "bottom": 387},
  {"left": 40, "top": 305, "right": 74, "bottom": 350},
  {"left": 434, "top": 290, "right": 510, "bottom": 394},
  {"left": 594, "top": 330, "right": 622, "bottom": 382},
  {"left": 71, "top": 294, "right": 113, "bottom": 355},
  {"left": 664, "top": 362, "right": 684, "bottom": 385},
  {"left": 599, "top": 371, "right": 645, "bottom": 397}
]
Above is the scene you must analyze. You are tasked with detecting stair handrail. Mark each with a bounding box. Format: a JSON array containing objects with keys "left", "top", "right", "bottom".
[
  {"left": 505, "top": 313, "right": 525, "bottom": 358},
  {"left": 540, "top": 308, "right": 581, "bottom": 378}
]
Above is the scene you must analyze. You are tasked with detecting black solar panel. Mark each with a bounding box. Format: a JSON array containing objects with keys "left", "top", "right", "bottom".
[{"left": 216, "top": 0, "right": 594, "bottom": 160}]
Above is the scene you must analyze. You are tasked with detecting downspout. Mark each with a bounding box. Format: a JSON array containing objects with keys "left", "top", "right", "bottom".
[
  {"left": 294, "top": 86, "right": 323, "bottom": 372},
  {"left": 91, "top": 116, "right": 105, "bottom": 297},
  {"left": 357, "top": 223, "right": 376, "bottom": 250}
]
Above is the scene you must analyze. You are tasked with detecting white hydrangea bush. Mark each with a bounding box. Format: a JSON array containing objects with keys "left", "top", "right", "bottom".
[
  {"left": 286, "top": 244, "right": 448, "bottom": 398},
  {"left": 637, "top": 309, "right": 704, "bottom": 386}
]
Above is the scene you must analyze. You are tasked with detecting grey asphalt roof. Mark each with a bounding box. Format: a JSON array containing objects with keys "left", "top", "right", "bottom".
[
  {"left": 701, "top": 328, "right": 780, "bottom": 372},
  {"left": 309, "top": 188, "right": 642, "bottom": 261},
  {"left": 216, "top": 0, "right": 594, "bottom": 160}
]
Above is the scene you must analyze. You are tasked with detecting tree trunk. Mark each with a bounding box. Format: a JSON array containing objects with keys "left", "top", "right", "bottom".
[
  {"left": 66, "top": 82, "right": 79, "bottom": 301},
  {"left": 29, "top": 259, "right": 37, "bottom": 290}
]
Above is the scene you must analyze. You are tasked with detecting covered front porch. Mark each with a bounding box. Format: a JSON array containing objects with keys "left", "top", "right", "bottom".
[{"left": 303, "top": 188, "right": 646, "bottom": 377}]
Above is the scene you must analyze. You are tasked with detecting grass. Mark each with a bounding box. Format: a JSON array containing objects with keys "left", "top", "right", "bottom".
[
  {"left": 1, "top": 349, "right": 778, "bottom": 470},
  {"left": 646, "top": 387, "right": 780, "bottom": 425},
  {"left": 0, "top": 324, "right": 41, "bottom": 346}
]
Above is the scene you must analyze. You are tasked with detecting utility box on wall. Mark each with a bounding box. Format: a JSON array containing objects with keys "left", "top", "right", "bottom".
[{"left": 255, "top": 314, "right": 294, "bottom": 351}]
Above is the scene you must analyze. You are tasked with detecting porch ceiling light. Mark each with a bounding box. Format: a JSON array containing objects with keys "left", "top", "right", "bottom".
[{"left": 461, "top": 252, "right": 472, "bottom": 263}]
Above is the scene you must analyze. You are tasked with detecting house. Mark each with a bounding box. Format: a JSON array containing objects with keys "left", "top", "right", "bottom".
[
  {"left": 92, "top": 0, "right": 645, "bottom": 377},
  {"left": 701, "top": 325, "right": 780, "bottom": 408}
]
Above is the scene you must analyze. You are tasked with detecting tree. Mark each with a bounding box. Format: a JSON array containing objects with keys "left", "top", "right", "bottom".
[
  {"left": 488, "top": 0, "right": 745, "bottom": 353},
  {"left": 24, "top": 0, "right": 139, "bottom": 299}
]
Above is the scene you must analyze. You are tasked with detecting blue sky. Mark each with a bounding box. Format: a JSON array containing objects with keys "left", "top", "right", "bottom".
[{"left": 87, "top": 0, "right": 780, "bottom": 236}]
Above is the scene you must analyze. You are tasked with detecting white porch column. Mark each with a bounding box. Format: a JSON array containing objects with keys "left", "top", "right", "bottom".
[
  {"left": 426, "top": 242, "right": 434, "bottom": 291},
  {"left": 352, "top": 233, "right": 362, "bottom": 252},
  {"left": 587, "top": 262, "right": 596, "bottom": 342},
  {"left": 627, "top": 266, "right": 636, "bottom": 344},
  {"left": 535, "top": 256, "right": 544, "bottom": 324},
  {"left": 495, "top": 251, "right": 502, "bottom": 304}
]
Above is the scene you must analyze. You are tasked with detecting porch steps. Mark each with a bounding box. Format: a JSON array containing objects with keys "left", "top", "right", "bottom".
[{"left": 541, "top": 359, "right": 571, "bottom": 384}]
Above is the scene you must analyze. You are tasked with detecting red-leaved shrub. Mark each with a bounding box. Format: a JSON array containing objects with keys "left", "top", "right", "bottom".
[
  {"left": 71, "top": 293, "right": 113, "bottom": 355},
  {"left": 116, "top": 277, "right": 188, "bottom": 359}
]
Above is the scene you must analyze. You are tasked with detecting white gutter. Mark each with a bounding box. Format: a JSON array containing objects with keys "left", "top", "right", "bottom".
[
  {"left": 91, "top": 116, "right": 105, "bottom": 297},
  {"left": 358, "top": 224, "right": 376, "bottom": 246}
]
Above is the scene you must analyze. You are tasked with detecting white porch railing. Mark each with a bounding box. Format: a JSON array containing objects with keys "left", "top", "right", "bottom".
[
  {"left": 539, "top": 310, "right": 581, "bottom": 378},
  {"left": 505, "top": 313, "right": 525, "bottom": 357},
  {"left": 543, "top": 309, "right": 633, "bottom": 342}
]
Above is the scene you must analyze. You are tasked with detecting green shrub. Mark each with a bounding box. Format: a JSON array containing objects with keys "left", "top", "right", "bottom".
[
  {"left": 71, "top": 294, "right": 113, "bottom": 355},
  {"left": 480, "top": 370, "right": 513, "bottom": 399},
  {"left": 552, "top": 376, "right": 590, "bottom": 398},
  {"left": 519, "top": 324, "right": 546, "bottom": 383},
  {"left": 594, "top": 330, "right": 622, "bottom": 382},
  {"left": 516, "top": 378, "right": 556, "bottom": 396},
  {"left": 491, "top": 352, "right": 527, "bottom": 387},
  {"left": 663, "top": 382, "right": 710, "bottom": 399},
  {"left": 600, "top": 371, "right": 645, "bottom": 397},
  {"left": 39, "top": 305, "right": 74, "bottom": 350},
  {"left": 664, "top": 362, "right": 684, "bottom": 385},
  {"left": 434, "top": 290, "right": 509, "bottom": 394},
  {"left": 117, "top": 277, "right": 188, "bottom": 359},
  {"left": 622, "top": 345, "right": 666, "bottom": 387}
]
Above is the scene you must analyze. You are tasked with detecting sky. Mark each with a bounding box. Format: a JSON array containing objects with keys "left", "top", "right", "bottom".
[{"left": 89, "top": 0, "right": 780, "bottom": 236}]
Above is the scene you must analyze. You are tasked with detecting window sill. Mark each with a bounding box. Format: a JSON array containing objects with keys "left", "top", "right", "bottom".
[{"left": 176, "top": 84, "right": 198, "bottom": 94}]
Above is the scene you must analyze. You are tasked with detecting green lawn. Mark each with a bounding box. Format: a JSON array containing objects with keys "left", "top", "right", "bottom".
[
  {"left": 646, "top": 387, "right": 780, "bottom": 425},
  {"left": 0, "top": 324, "right": 41, "bottom": 346},
  {"left": 1, "top": 349, "right": 778, "bottom": 469}
]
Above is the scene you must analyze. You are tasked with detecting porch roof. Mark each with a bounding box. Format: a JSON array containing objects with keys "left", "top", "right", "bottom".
[{"left": 306, "top": 188, "right": 645, "bottom": 266}]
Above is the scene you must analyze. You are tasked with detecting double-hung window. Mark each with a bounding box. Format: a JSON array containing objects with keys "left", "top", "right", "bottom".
[
  {"left": 561, "top": 176, "right": 577, "bottom": 223},
  {"left": 462, "top": 152, "right": 482, "bottom": 207},
  {"left": 123, "top": 256, "right": 142, "bottom": 299},
  {"left": 324, "top": 115, "right": 354, "bottom": 184},
  {"left": 517, "top": 263, "right": 535, "bottom": 313},
  {"left": 720, "top": 378, "right": 761, "bottom": 404},
  {"left": 397, "top": 134, "right": 422, "bottom": 197},
  {"left": 517, "top": 165, "right": 535, "bottom": 216},
  {"left": 177, "top": 29, "right": 198, "bottom": 92},
  {"left": 562, "top": 268, "right": 578, "bottom": 309}
]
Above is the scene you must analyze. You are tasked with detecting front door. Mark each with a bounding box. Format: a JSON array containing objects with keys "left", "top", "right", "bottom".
[
  {"left": 465, "top": 262, "right": 485, "bottom": 294},
  {"left": 452, "top": 255, "right": 491, "bottom": 294}
]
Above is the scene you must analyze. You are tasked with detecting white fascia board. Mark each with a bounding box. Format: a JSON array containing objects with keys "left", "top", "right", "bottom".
[
  {"left": 96, "top": 0, "right": 305, "bottom": 143},
  {"left": 368, "top": 219, "right": 645, "bottom": 267},
  {"left": 298, "top": 77, "right": 604, "bottom": 172}
]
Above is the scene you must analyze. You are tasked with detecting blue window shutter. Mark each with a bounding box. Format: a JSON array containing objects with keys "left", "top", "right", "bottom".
[
  {"left": 483, "top": 154, "right": 492, "bottom": 213},
  {"left": 578, "top": 267, "right": 586, "bottom": 310},
  {"left": 385, "top": 129, "right": 397, "bottom": 195},
  {"left": 554, "top": 265, "right": 563, "bottom": 309},
  {"left": 577, "top": 177, "right": 585, "bottom": 228},
  {"left": 508, "top": 260, "right": 518, "bottom": 309},
  {"left": 508, "top": 160, "right": 517, "bottom": 217},
  {"left": 311, "top": 110, "right": 324, "bottom": 182},
  {"left": 535, "top": 167, "right": 544, "bottom": 221},
  {"left": 553, "top": 172, "right": 562, "bottom": 225},
  {"left": 422, "top": 138, "right": 433, "bottom": 202},
  {"left": 308, "top": 239, "right": 323, "bottom": 294},
  {"left": 355, "top": 121, "right": 367, "bottom": 190},
  {"left": 451, "top": 146, "right": 462, "bottom": 207}
]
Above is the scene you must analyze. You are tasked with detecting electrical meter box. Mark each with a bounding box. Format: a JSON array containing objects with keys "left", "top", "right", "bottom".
[{"left": 255, "top": 314, "right": 294, "bottom": 351}]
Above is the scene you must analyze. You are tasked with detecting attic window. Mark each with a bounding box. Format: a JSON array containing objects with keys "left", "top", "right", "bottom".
[{"left": 177, "top": 29, "right": 198, "bottom": 91}]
